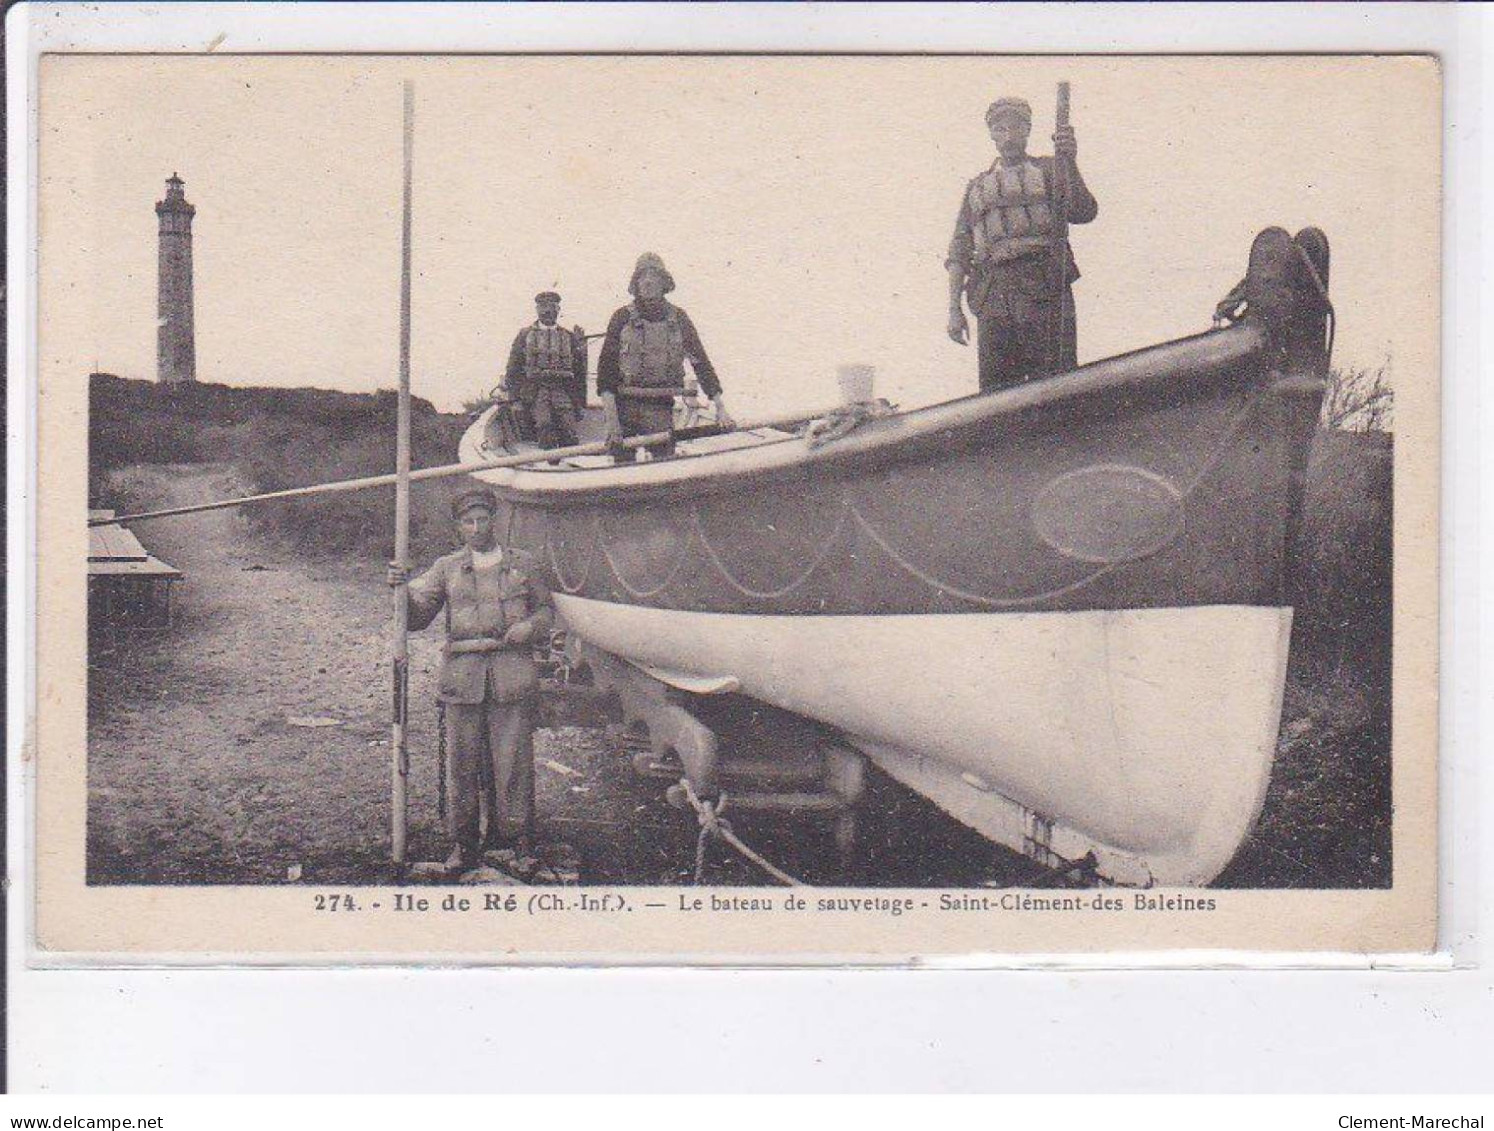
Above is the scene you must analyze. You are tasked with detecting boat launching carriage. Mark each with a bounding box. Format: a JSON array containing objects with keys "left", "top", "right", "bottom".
[{"left": 460, "top": 227, "right": 1333, "bottom": 886}]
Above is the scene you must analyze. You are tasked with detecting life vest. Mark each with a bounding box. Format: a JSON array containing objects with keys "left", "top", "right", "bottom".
[
  {"left": 966, "top": 160, "right": 1057, "bottom": 265},
  {"left": 433, "top": 548, "right": 542, "bottom": 705},
  {"left": 522, "top": 323, "right": 575, "bottom": 386},
  {"left": 619, "top": 302, "right": 686, "bottom": 390}
]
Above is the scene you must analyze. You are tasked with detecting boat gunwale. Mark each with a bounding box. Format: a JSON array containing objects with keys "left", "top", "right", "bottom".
[{"left": 473, "top": 320, "right": 1274, "bottom": 507}]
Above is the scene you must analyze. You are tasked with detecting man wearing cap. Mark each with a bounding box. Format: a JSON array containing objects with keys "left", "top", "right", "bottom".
[
  {"left": 503, "top": 291, "right": 588, "bottom": 450},
  {"left": 387, "top": 487, "right": 554, "bottom": 876},
  {"left": 596, "top": 253, "right": 735, "bottom": 462},
  {"left": 946, "top": 96, "right": 1098, "bottom": 393}
]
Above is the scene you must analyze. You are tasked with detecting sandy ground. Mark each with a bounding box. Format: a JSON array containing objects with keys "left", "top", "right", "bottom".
[{"left": 87, "top": 463, "right": 1390, "bottom": 889}]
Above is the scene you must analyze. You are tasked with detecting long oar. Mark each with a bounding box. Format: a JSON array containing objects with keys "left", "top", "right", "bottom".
[
  {"left": 88, "top": 403, "right": 843, "bottom": 528},
  {"left": 391, "top": 81, "right": 415, "bottom": 867}
]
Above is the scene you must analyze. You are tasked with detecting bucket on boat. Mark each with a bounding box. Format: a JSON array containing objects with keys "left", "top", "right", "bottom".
[{"left": 837, "top": 364, "right": 876, "bottom": 404}]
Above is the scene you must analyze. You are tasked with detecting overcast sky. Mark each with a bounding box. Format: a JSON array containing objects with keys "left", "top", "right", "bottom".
[{"left": 42, "top": 55, "right": 1436, "bottom": 415}]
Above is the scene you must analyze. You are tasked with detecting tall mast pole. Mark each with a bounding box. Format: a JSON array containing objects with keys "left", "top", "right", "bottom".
[
  {"left": 1052, "top": 81, "right": 1071, "bottom": 374},
  {"left": 391, "top": 81, "right": 415, "bottom": 867}
]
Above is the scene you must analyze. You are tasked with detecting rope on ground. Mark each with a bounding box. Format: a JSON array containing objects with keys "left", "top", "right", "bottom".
[{"left": 679, "top": 777, "right": 806, "bottom": 888}]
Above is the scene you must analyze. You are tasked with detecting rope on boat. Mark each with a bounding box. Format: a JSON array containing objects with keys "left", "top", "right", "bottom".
[
  {"left": 1212, "top": 241, "right": 1335, "bottom": 361},
  {"left": 598, "top": 516, "right": 698, "bottom": 600},
  {"left": 1291, "top": 240, "right": 1336, "bottom": 361},
  {"left": 679, "top": 777, "right": 805, "bottom": 888},
  {"left": 801, "top": 399, "right": 898, "bottom": 449},
  {"left": 690, "top": 506, "right": 849, "bottom": 600},
  {"left": 544, "top": 395, "right": 1260, "bottom": 612},
  {"left": 546, "top": 518, "right": 600, "bottom": 594},
  {"left": 845, "top": 500, "right": 1114, "bottom": 609}
]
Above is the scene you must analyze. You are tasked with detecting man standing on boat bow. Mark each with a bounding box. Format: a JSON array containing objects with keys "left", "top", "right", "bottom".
[
  {"left": 387, "top": 487, "right": 554, "bottom": 878},
  {"left": 503, "top": 290, "right": 588, "bottom": 450},
  {"left": 597, "top": 252, "right": 735, "bottom": 461},
  {"left": 946, "top": 95, "right": 1098, "bottom": 392}
]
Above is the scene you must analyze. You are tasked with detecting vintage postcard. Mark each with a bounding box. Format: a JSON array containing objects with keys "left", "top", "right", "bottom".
[{"left": 30, "top": 52, "right": 1437, "bottom": 961}]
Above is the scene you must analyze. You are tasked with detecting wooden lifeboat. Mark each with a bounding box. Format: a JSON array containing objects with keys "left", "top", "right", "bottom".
[{"left": 460, "top": 227, "right": 1332, "bottom": 885}]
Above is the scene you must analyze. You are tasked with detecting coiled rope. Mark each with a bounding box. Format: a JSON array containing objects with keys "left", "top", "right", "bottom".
[{"left": 1212, "top": 243, "right": 1336, "bottom": 361}]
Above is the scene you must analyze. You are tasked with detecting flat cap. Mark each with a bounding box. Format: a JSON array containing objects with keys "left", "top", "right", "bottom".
[
  {"left": 451, "top": 486, "right": 500, "bottom": 519},
  {"left": 628, "top": 251, "right": 676, "bottom": 296},
  {"left": 985, "top": 97, "right": 1033, "bottom": 125},
  {"left": 534, "top": 290, "right": 561, "bottom": 304}
]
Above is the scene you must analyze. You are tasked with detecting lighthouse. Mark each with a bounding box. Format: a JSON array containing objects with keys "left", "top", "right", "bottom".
[{"left": 155, "top": 173, "right": 197, "bottom": 384}]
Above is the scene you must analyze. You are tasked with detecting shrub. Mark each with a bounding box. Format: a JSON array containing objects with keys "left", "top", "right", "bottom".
[
  {"left": 1322, "top": 363, "right": 1393, "bottom": 433},
  {"left": 90, "top": 373, "right": 472, "bottom": 561},
  {"left": 1293, "top": 427, "right": 1393, "bottom": 700}
]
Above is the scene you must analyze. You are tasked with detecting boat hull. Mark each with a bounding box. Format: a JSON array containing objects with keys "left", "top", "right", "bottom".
[
  {"left": 556, "top": 595, "right": 1291, "bottom": 886},
  {"left": 476, "top": 328, "right": 1317, "bottom": 620},
  {"left": 456, "top": 229, "right": 1331, "bottom": 883}
]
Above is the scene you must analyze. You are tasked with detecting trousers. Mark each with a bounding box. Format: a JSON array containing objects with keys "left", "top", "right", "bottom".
[
  {"left": 614, "top": 397, "right": 676, "bottom": 461},
  {"left": 444, "top": 692, "right": 536, "bottom": 859},
  {"left": 528, "top": 383, "right": 580, "bottom": 450},
  {"left": 975, "top": 290, "right": 1077, "bottom": 393}
]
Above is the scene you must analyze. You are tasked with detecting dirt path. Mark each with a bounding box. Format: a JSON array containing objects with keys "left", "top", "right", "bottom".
[{"left": 89, "top": 464, "right": 701, "bottom": 884}]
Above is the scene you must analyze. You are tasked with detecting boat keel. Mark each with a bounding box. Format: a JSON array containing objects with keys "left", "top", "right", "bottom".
[{"left": 852, "top": 737, "right": 1155, "bottom": 887}]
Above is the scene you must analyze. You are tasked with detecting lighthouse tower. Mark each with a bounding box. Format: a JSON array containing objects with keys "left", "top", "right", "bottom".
[{"left": 155, "top": 173, "right": 197, "bottom": 384}]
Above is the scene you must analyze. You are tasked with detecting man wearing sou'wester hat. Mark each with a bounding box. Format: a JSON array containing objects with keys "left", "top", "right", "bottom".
[
  {"left": 946, "top": 94, "right": 1098, "bottom": 392},
  {"left": 595, "top": 253, "right": 736, "bottom": 462}
]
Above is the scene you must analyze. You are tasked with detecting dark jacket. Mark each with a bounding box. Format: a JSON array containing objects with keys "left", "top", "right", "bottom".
[
  {"left": 504, "top": 323, "right": 588, "bottom": 411},
  {"left": 406, "top": 546, "right": 554, "bottom": 705},
  {"left": 595, "top": 300, "right": 722, "bottom": 399}
]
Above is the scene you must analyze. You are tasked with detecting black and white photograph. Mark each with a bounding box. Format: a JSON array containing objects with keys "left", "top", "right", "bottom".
[{"left": 35, "top": 52, "right": 1436, "bottom": 958}]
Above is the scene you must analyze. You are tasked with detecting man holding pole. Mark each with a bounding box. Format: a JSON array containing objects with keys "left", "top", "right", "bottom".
[
  {"left": 945, "top": 90, "right": 1098, "bottom": 393},
  {"left": 388, "top": 488, "right": 554, "bottom": 877}
]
